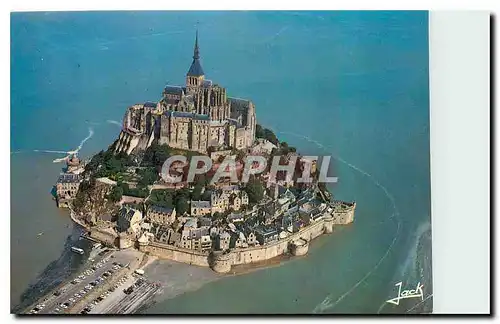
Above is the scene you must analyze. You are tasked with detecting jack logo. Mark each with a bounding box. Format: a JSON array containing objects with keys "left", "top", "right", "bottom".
[{"left": 386, "top": 281, "right": 424, "bottom": 306}]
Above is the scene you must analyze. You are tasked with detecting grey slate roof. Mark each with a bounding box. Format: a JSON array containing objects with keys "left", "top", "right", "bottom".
[
  {"left": 193, "top": 114, "right": 210, "bottom": 121},
  {"left": 191, "top": 200, "right": 211, "bottom": 208},
  {"left": 227, "top": 212, "right": 244, "bottom": 222},
  {"left": 228, "top": 97, "right": 251, "bottom": 110},
  {"left": 199, "top": 217, "right": 212, "bottom": 227},
  {"left": 187, "top": 59, "right": 204, "bottom": 77},
  {"left": 202, "top": 79, "right": 213, "bottom": 88},
  {"left": 255, "top": 226, "right": 278, "bottom": 237},
  {"left": 57, "top": 173, "right": 81, "bottom": 184},
  {"left": 148, "top": 205, "right": 174, "bottom": 215},
  {"left": 227, "top": 118, "right": 242, "bottom": 127},
  {"left": 164, "top": 85, "right": 184, "bottom": 96}
]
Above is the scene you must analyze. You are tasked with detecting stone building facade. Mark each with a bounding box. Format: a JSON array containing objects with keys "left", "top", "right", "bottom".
[
  {"left": 190, "top": 200, "right": 211, "bottom": 217},
  {"left": 136, "top": 199, "right": 356, "bottom": 272},
  {"left": 210, "top": 185, "right": 249, "bottom": 214},
  {"left": 114, "top": 31, "right": 256, "bottom": 155},
  {"left": 55, "top": 173, "right": 82, "bottom": 208},
  {"left": 146, "top": 205, "right": 176, "bottom": 226}
]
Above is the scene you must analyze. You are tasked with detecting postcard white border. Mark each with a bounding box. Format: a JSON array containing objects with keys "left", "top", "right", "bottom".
[{"left": 429, "top": 10, "right": 490, "bottom": 315}]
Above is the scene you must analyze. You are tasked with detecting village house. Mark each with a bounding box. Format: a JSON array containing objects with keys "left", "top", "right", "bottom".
[
  {"left": 245, "top": 230, "right": 258, "bottom": 246},
  {"left": 179, "top": 230, "right": 192, "bottom": 250},
  {"left": 146, "top": 205, "right": 176, "bottom": 226},
  {"left": 55, "top": 173, "right": 82, "bottom": 208},
  {"left": 255, "top": 226, "right": 279, "bottom": 245},
  {"left": 178, "top": 227, "right": 212, "bottom": 252},
  {"left": 183, "top": 217, "right": 198, "bottom": 230},
  {"left": 198, "top": 217, "right": 212, "bottom": 228},
  {"left": 218, "top": 231, "right": 231, "bottom": 251},
  {"left": 227, "top": 212, "right": 244, "bottom": 223},
  {"left": 231, "top": 232, "right": 248, "bottom": 249},
  {"left": 200, "top": 235, "right": 212, "bottom": 252},
  {"left": 190, "top": 200, "right": 211, "bottom": 217},
  {"left": 250, "top": 138, "right": 277, "bottom": 155},
  {"left": 211, "top": 185, "right": 249, "bottom": 214},
  {"left": 66, "top": 154, "right": 84, "bottom": 174},
  {"left": 299, "top": 156, "right": 318, "bottom": 175},
  {"left": 117, "top": 206, "right": 143, "bottom": 236},
  {"left": 191, "top": 228, "right": 212, "bottom": 252},
  {"left": 150, "top": 225, "right": 171, "bottom": 244}
]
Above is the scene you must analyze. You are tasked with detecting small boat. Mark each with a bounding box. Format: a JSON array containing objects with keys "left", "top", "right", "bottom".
[
  {"left": 37, "top": 232, "right": 44, "bottom": 237},
  {"left": 71, "top": 247, "right": 84, "bottom": 255}
]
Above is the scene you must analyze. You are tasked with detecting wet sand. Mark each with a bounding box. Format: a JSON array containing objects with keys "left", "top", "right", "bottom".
[
  {"left": 140, "top": 259, "right": 222, "bottom": 311},
  {"left": 140, "top": 252, "right": 297, "bottom": 313}
]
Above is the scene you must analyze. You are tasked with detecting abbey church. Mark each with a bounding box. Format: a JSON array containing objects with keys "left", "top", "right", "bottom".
[{"left": 114, "top": 31, "right": 257, "bottom": 155}]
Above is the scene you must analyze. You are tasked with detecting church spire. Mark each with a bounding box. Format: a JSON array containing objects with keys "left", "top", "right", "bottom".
[
  {"left": 187, "top": 27, "right": 204, "bottom": 77},
  {"left": 193, "top": 28, "right": 200, "bottom": 60}
]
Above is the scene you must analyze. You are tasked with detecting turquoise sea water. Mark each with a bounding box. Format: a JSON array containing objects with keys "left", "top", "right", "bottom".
[{"left": 11, "top": 11, "right": 431, "bottom": 313}]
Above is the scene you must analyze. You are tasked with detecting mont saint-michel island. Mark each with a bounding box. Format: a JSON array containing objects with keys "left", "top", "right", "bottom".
[{"left": 25, "top": 32, "right": 355, "bottom": 315}]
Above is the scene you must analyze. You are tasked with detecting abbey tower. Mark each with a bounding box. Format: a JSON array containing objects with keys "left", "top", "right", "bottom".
[{"left": 115, "top": 30, "right": 257, "bottom": 155}]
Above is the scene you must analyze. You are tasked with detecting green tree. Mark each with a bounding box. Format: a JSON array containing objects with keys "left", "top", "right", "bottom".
[
  {"left": 212, "top": 212, "right": 223, "bottom": 222},
  {"left": 263, "top": 128, "right": 279, "bottom": 145},
  {"left": 255, "top": 124, "right": 279, "bottom": 145},
  {"left": 280, "top": 141, "right": 289, "bottom": 155},
  {"left": 173, "top": 188, "right": 190, "bottom": 214},
  {"left": 149, "top": 189, "right": 174, "bottom": 207},
  {"left": 201, "top": 190, "right": 212, "bottom": 201},
  {"left": 143, "top": 143, "right": 172, "bottom": 168},
  {"left": 255, "top": 124, "right": 265, "bottom": 138},
  {"left": 244, "top": 176, "right": 265, "bottom": 204},
  {"left": 108, "top": 186, "right": 123, "bottom": 202},
  {"left": 138, "top": 168, "right": 158, "bottom": 187},
  {"left": 191, "top": 183, "right": 203, "bottom": 201},
  {"left": 154, "top": 145, "right": 171, "bottom": 168},
  {"left": 174, "top": 195, "right": 189, "bottom": 214}
]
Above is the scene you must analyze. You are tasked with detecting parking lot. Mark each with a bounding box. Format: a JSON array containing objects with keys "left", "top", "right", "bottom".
[
  {"left": 79, "top": 273, "right": 132, "bottom": 314},
  {"left": 88, "top": 273, "right": 160, "bottom": 314},
  {"left": 27, "top": 249, "right": 140, "bottom": 315}
]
